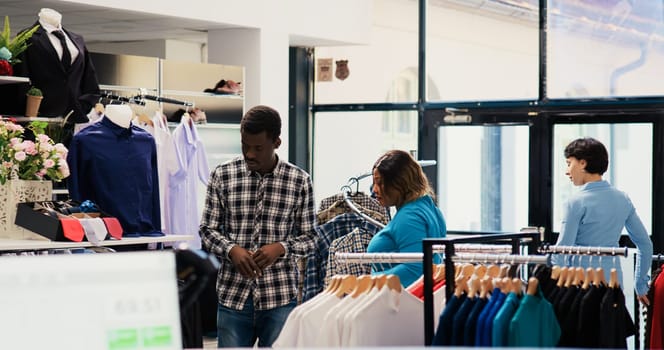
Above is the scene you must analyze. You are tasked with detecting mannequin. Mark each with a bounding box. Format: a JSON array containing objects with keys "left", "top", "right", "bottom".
[
  {"left": 11, "top": 8, "right": 101, "bottom": 146},
  {"left": 38, "top": 8, "right": 62, "bottom": 28},
  {"left": 105, "top": 104, "right": 133, "bottom": 129}
]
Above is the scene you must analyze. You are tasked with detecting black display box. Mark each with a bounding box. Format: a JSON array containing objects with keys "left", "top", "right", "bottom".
[{"left": 14, "top": 202, "right": 121, "bottom": 242}]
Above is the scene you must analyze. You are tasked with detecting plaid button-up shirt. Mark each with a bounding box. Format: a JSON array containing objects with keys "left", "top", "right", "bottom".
[{"left": 200, "top": 157, "right": 317, "bottom": 310}]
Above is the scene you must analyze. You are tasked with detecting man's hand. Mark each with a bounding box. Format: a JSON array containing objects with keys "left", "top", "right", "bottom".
[
  {"left": 638, "top": 294, "right": 650, "bottom": 306},
  {"left": 229, "top": 246, "right": 262, "bottom": 278},
  {"left": 252, "top": 243, "right": 285, "bottom": 270}
]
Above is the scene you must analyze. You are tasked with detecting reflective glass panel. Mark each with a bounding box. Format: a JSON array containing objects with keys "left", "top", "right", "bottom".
[
  {"left": 548, "top": 1, "right": 664, "bottom": 98},
  {"left": 437, "top": 124, "right": 529, "bottom": 231},
  {"left": 312, "top": 111, "right": 418, "bottom": 204},
  {"left": 426, "top": 0, "right": 539, "bottom": 101}
]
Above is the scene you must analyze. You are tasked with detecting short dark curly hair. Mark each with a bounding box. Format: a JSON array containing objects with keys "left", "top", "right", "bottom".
[
  {"left": 564, "top": 137, "right": 608, "bottom": 175},
  {"left": 240, "top": 105, "right": 281, "bottom": 142}
]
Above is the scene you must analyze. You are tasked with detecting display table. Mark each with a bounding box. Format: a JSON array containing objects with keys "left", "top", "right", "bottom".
[{"left": 0, "top": 234, "right": 193, "bottom": 252}]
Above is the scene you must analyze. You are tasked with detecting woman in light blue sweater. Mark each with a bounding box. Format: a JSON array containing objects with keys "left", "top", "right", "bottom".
[
  {"left": 553, "top": 137, "right": 652, "bottom": 305},
  {"left": 366, "top": 150, "right": 447, "bottom": 287}
]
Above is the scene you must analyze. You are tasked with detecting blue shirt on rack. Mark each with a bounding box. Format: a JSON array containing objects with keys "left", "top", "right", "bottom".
[
  {"left": 67, "top": 117, "right": 163, "bottom": 237},
  {"left": 552, "top": 180, "right": 652, "bottom": 295}
]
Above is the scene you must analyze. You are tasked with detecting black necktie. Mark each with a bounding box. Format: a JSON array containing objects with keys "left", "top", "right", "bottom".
[{"left": 52, "top": 30, "right": 71, "bottom": 71}]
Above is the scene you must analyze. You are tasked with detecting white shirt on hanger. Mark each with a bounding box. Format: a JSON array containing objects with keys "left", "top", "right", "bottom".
[{"left": 345, "top": 286, "right": 425, "bottom": 347}]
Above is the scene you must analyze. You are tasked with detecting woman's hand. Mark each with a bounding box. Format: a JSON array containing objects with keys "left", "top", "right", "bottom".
[{"left": 638, "top": 294, "right": 650, "bottom": 306}]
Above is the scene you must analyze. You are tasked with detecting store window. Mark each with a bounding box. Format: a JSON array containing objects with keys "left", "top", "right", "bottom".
[
  {"left": 426, "top": 0, "right": 539, "bottom": 101},
  {"left": 552, "top": 123, "right": 653, "bottom": 235},
  {"left": 312, "top": 111, "right": 418, "bottom": 204},
  {"left": 313, "top": 0, "right": 418, "bottom": 104},
  {"left": 437, "top": 124, "right": 529, "bottom": 232},
  {"left": 547, "top": 1, "right": 664, "bottom": 98}
]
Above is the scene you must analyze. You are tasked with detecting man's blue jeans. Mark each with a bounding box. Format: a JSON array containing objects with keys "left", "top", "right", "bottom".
[{"left": 217, "top": 295, "right": 295, "bottom": 348}]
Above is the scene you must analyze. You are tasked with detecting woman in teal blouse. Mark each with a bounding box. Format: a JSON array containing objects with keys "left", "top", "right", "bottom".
[{"left": 366, "top": 150, "right": 447, "bottom": 287}]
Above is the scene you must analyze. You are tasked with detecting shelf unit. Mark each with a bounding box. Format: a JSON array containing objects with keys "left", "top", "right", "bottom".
[{"left": 0, "top": 234, "right": 193, "bottom": 252}]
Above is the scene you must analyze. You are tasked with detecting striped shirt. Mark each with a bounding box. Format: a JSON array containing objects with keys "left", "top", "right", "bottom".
[{"left": 200, "top": 156, "right": 317, "bottom": 310}]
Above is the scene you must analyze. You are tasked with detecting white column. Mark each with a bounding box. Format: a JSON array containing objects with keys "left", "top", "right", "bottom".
[{"left": 207, "top": 28, "right": 290, "bottom": 160}]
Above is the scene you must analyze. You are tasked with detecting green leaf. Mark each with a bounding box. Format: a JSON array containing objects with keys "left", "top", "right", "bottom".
[{"left": 1, "top": 16, "right": 10, "bottom": 49}]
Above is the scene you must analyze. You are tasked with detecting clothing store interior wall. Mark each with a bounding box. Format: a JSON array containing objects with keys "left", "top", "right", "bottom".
[{"left": 2, "top": 0, "right": 663, "bottom": 250}]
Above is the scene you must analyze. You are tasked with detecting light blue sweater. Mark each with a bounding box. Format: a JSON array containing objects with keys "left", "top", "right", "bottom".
[{"left": 553, "top": 180, "right": 653, "bottom": 295}]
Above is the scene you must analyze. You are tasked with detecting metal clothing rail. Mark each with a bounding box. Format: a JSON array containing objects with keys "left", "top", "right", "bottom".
[
  {"left": 334, "top": 251, "right": 549, "bottom": 265},
  {"left": 334, "top": 244, "right": 514, "bottom": 263},
  {"left": 138, "top": 94, "right": 194, "bottom": 107},
  {"left": 538, "top": 244, "right": 629, "bottom": 257}
]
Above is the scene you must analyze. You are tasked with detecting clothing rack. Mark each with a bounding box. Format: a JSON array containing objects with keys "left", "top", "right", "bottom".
[
  {"left": 422, "top": 232, "right": 541, "bottom": 345},
  {"left": 423, "top": 235, "right": 638, "bottom": 344}
]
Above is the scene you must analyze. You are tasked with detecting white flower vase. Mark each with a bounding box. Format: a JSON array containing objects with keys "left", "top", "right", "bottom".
[{"left": 0, "top": 180, "right": 52, "bottom": 240}]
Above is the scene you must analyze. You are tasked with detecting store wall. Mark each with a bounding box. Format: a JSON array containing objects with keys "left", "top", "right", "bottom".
[{"left": 65, "top": 0, "right": 372, "bottom": 162}]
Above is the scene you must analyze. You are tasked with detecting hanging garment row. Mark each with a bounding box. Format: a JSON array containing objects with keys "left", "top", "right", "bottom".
[
  {"left": 68, "top": 97, "right": 208, "bottom": 244},
  {"left": 278, "top": 250, "right": 546, "bottom": 348},
  {"left": 422, "top": 234, "right": 634, "bottom": 345}
]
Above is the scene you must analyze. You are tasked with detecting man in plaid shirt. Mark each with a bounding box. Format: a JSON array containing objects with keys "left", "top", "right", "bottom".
[{"left": 200, "top": 105, "right": 318, "bottom": 347}]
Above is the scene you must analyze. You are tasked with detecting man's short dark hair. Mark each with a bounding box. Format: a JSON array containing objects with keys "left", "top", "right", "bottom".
[
  {"left": 564, "top": 137, "right": 609, "bottom": 175},
  {"left": 240, "top": 105, "right": 282, "bottom": 141}
]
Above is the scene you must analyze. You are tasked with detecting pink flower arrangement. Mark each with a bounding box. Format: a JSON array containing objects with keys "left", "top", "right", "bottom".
[{"left": 0, "top": 119, "right": 69, "bottom": 184}]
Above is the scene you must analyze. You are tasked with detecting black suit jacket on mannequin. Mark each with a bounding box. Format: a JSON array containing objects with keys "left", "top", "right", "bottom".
[{"left": 13, "top": 23, "right": 100, "bottom": 124}]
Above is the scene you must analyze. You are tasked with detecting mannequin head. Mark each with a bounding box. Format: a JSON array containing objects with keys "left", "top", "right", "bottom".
[
  {"left": 105, "top": 104, "right": 133, "bottom": 129},
  {"left": 38, "top": 8, "right": 62, "bottom": 28}
]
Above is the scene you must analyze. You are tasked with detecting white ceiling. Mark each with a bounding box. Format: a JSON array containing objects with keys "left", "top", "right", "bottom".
[{"left": 0, "top": 0, "right": 238, "bottom": 44}]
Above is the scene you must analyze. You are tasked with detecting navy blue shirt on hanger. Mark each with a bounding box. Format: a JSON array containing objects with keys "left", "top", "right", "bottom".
[{"left": 67, "top": 117, "right": 163, "bottom": 237}]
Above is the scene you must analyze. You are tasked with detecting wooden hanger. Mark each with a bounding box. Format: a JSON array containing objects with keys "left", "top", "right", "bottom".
[
  {"left": 468, "top": 275, "right": 481, "bottom": 298},
  {"left": 550, "top": 265, "right": 561, "bottom": 281},
  {"left": 595, "top": 267, "right": 607, "bottom": 286},
  {"left": 486, "top": 264, "right": 500, "bottom": 278},
  {"left": 526, "top": 277, "right": 539, "bottom": 295},
  {"left": 474, "top": 264, "right": 488, "bottom": 279},
  {"left": 511, "top": 277, "right": 523, "bottom": 295},
  {"left": 582, "top": 267, "right": 594, "bottom": 290},
  {"left": 479, "top": 276, "right": 492, "bottom": 299},
  {"left": 609, "top": 268, "right": 619, "bottom": 288},
  {"left": 372, "top": 274, "right": 387, "bottom": 290},
  {"left": 571, "top": 267, "right": 584, "bottom": 287},
  {"left": 556, "top": 267, "right": 568, "bottom": 288},
  {"left": 564, "top": 266, "right": 576, "bottom": 287},
  {"left": 454, "top": 263, "right": 475, "bottom": 296},
  {"left": 137, "top": 112, "right": 153, "bottom": 127},
  {"left": 334, "top": 275, "right": 358, "bottom": 297},
  {"left": 500, "top": 276, "right": 512, "bottom": 294},
  {"left": 433, "top": 264, "right": 445, "bottom": 283},
  {"left": 350, "top": 275, "right": 374, "bottom": 298},
  {"left": 325, "top": 275, "right": 342, "bottom": 294},
  {"left": 499, "top": 264, "right": 510, "bottom": 278},
  {"left": 385, "top": 275, "right": 402, "bottom": 293}
]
